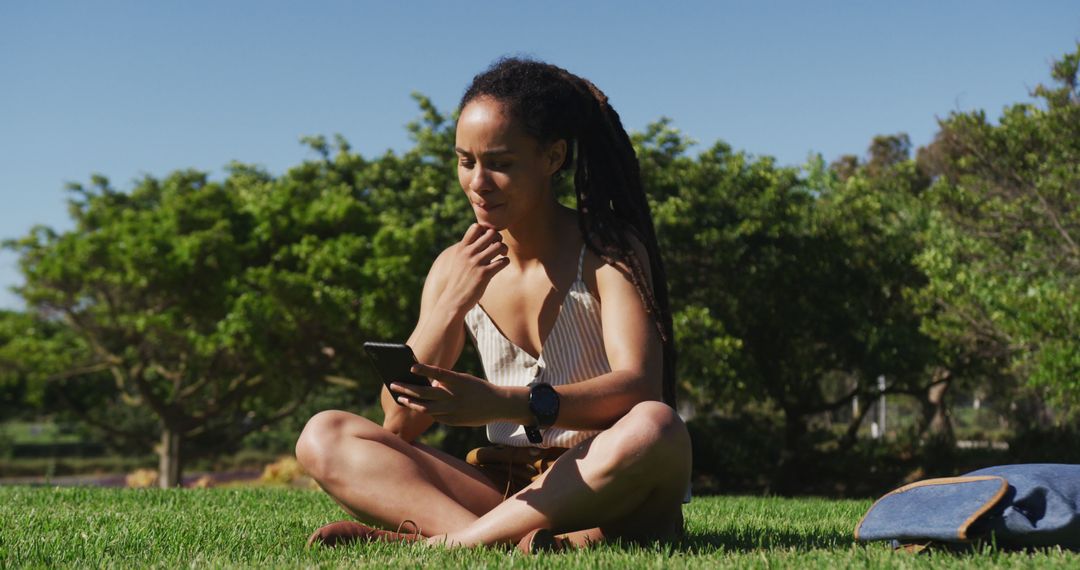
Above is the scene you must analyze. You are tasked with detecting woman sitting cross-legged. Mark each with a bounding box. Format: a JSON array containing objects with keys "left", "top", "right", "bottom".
[{"left": 295, "top": 57, "right": 692, "bottom": 552}]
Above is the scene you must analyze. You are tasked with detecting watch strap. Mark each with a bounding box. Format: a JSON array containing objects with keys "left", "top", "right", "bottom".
[{"left": 524, "top": 425, "right": 543, "bottom": 444}]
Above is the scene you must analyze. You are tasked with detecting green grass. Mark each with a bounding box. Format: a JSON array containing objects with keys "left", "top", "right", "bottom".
[{"left": 1, "top": 486, "right": 1077, "bottom": 568}]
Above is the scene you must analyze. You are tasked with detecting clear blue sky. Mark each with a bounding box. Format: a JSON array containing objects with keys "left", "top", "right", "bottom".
[{"left": 2, "top": 1, "right": 1078, "bottom": 309}]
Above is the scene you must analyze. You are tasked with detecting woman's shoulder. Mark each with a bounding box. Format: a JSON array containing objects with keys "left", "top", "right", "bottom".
[
  {"left": 588, "top": 229, "right": 654, "bottom": 295},
  {"left": 421, "top": 242, "right": 463, "bottom": 295},
  {"left": 438, "top": 237, "right": 479, "bottom": 271},
  {"left": 432, "top": 241, "right": 462, "bottom": 270}
]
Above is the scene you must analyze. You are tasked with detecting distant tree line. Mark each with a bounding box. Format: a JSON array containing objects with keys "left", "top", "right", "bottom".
[{"left": 2, "top": 45, "right": 1077, "bottom": 490}]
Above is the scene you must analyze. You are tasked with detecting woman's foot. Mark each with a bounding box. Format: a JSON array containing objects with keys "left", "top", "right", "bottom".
[
  {"left": 424, "top": 534, "right": 466, "bottom": 548},
  {"left": 305, "top": 520, "right": 423, "bottom": 548},
  {"left": 516, "top": 527, "right": 606, "bottom": 554},
  {"left": 421, "top": 527, "right": 605, "bottom": 552}
]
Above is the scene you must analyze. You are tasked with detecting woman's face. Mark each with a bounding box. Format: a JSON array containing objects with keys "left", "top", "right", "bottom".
[{"left": 455, "top": 97, "right": 564, "bottom": 230}]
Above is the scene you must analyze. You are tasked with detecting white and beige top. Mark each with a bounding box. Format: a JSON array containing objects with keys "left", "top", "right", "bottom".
[{"left": 464, "top": 245, "right": 607, "bottom": 448}]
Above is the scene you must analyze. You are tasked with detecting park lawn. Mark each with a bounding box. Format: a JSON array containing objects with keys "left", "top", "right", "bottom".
[{"left": 2, "top": 486, "right": 1077, "bottom": 568}]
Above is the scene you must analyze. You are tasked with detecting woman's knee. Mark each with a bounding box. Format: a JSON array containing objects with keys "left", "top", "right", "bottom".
[
  {"left": 600, "top": 401, "right": 690, "bottom": 473},
  {"left": 623, "top": 401, "right": 689, "bottom": 445},
  {"left": 295, "top": 410, "right": 379, "bottom": 479}
]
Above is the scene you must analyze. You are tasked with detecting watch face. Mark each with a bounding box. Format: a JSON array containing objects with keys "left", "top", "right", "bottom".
[
  {"left": 530, "top": 383, "right": 560, "bottom": 423},
  {"left": 532, "top": 387, "right": 559, "bottom": 415}
]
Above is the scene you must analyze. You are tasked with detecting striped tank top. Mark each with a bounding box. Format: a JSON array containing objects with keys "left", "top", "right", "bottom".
[{"left": 464, "top": 245, "right": 607, "bottom": 448}]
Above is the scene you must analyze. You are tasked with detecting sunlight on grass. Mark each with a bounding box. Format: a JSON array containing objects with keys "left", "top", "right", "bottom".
[{"left": 2, "top": 487, "right": 1077, "bottom": 568}]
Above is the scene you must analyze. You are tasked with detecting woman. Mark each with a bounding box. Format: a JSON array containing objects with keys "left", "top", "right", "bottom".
[{"left": 296, "top": 57, "right": 691, "bottom": 551}]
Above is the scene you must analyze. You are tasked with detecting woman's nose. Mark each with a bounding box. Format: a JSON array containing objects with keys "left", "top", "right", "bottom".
[{"left": 469, "top": 167, "right": 491, "bottom": 193}]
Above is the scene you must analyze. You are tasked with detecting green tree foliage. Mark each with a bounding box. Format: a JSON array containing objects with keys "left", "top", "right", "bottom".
[
  {"left": 0, "top": 311, "right": 60, "bottom": 414},
  {"left": 3, "top": 95, "right": 466, "bottom": 486},
  {"left": 0, "top": 310, "right": 120, "bottom": 434},
  {"left": 636, "top": 123, "right": 942, "bottom": 490},
  {"left": 916, "top": 44, "right": 1080, "bottom": 409}
]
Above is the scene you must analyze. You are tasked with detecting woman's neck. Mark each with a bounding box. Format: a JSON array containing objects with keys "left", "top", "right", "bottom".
[{"left": 500, "top": 200, "right": 577, "bottom": 269}]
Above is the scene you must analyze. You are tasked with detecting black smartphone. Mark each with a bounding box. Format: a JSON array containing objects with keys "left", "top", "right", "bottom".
[{"left": 362, "top": 342, "right": 431, "bottom": 405}]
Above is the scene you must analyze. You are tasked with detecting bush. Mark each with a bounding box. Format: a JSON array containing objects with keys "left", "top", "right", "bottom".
[{"left": 687, "top": 411, "right": 783, "bottom": 494}]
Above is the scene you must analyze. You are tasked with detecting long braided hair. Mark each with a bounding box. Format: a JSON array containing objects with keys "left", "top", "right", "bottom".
[{"left": 460, "top": 57, "right": 677, "bottom": 408}]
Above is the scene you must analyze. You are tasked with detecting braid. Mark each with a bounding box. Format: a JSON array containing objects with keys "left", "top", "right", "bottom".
[{"left": 461, "top": 57, "right": 678, "bottom": 408}]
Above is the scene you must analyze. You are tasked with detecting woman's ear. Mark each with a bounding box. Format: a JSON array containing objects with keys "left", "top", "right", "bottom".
[{"left": 544, "top": 139, "right": 568, "bottom": 176}]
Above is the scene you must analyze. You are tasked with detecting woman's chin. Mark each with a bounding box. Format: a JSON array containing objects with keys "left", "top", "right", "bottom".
[{"left": 473, "top": 209, "right": 507, "bottom": 230}]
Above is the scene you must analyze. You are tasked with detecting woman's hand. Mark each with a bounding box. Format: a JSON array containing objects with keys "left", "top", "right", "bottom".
[
  {"left": 390, "top": 363, "right": 513, "bottom": 427},
  {"left": 437, "top": 223, "right": 510, "bottom": 314}
]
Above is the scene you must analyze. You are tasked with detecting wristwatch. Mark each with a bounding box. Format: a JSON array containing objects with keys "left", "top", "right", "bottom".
[{"left": 525, "top": 381, "right": 560, "bottom": 444}]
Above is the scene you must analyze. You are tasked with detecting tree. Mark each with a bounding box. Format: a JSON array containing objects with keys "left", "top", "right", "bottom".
[
  {"left": 636, "top": 122, "right": 941, "bottom": 490},
  {"left": 916, "top": 44, "right": 1080, "bottom": 411},
  {"left": 4, "top": 95, "right": 467, "bottom": 486},
  {"left": 0, "top": 310, "right": 60, "bottom": 417}
]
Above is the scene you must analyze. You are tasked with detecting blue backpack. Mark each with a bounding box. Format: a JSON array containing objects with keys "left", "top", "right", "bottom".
[{"left": 855, "top": 464, "right": 1080, "bottom": 550}]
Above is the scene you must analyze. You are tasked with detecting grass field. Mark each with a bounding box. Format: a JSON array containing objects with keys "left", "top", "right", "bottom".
[{"left": 2, "top": 486, "right": 1077, "bottom": 568}]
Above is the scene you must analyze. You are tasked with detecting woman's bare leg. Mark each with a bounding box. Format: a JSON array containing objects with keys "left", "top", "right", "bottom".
[
  {"left": 295, "top": 410, "right": 505, "bottom": 536},
  {"left": 435, "top": 401, "right": 692, "bottom": 546}
]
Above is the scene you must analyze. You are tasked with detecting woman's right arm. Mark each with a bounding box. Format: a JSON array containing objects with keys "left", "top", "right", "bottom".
[{"left": 381, "top": 224, "right": 508, "bottom": 441}]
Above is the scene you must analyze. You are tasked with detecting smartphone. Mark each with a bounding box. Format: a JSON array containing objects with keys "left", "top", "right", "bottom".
[{"left": 362, "top": 342, "right": 431, "bottom": 405}]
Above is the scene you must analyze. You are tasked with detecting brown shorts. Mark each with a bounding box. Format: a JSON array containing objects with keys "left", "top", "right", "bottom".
[{"left": 466, "top": 445, "right": 569, "bottom": 499}]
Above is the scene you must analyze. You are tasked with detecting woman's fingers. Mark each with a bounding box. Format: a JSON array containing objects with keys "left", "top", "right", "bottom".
[
  {"left": 397, "top": 365, "right": 492, "bottom": 426},
  {"left": 389, "top": 382, "right": 448, "bottom": 401},
  {"left": 399, "top": 399, "right": 472, "bottom": 424},
  {"left": 460, "top": 223, "right": 485, "bottom": 246},
  {"left": 467, "top": 227, "right": 502, "bottom": 256},
  {"left": 398, "top": 396, "right": 429, "bottom": 414},
  {"left": 485, "top": 255, "right": 510, "bottom": 273},
  {"left": 460, "top": 227, "right": 506, "bottom": 278},
  {"left": 397, "top": 396, "right": 454, "bottom": 416},
  {"left": 478, "top": 240, "right": 509, "bottom": 265},
  {"left": 411, "top": 363, "right": 483, "bottom": 385},
  {"left": 410, "top": 362, "right": 458, "bottom": 384}
]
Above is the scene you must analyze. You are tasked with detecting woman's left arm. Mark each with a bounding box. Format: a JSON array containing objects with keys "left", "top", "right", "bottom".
[{"left": 521, "top": 235, "right": 665, "bottom": 429}]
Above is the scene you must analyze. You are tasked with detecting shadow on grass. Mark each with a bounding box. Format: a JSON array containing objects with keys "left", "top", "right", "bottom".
[
  {"left": 677, "top": 528, "right": 855, "bottom": 553},
  {"left": 558, "top": 528, "right": 857, "bottom": 554}
]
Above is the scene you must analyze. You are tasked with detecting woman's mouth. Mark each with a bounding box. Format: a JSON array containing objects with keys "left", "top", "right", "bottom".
[{"left": 476, "top": 202, "right": 503, "bottom": 212}]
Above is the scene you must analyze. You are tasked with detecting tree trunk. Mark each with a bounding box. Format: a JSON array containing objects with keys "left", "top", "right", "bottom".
[
  {"left": 919, "top": 369, "right": 954, "bottom": 444},
  {"left": 158, "top": 427, "right": 183, "bottom": 488},
  {"left": 839, "top": 391, "right": 874, "bottom": 452}
]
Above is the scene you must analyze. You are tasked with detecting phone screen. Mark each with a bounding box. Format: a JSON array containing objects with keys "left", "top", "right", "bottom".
[{"left": 363, "top": 342, "right": 431, "bottom": 405}]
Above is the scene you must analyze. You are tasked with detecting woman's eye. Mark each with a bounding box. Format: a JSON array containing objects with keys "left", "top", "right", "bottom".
[{"left": 458, "top": 159, "right": 510, "bottom": 170}]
